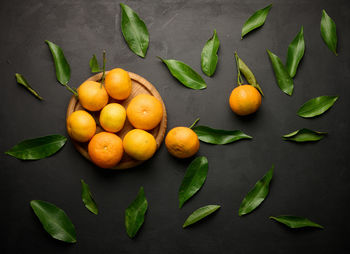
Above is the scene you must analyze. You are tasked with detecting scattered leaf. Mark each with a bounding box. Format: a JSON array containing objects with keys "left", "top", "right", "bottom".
[
  {"left": 286, "top": 26, "right": 305, "bottom": 78},
  {"left": 89, "top": 54, "right": 102, "bottom": 73},
  {"left": 183, "top": 205, "right": 221, "bottom": 228},
  {"left": 5, "top": 135, "right": 67, "bottom": 160},
  {"left": 15, "top": 73, "right": 43, "bottom": 100},
  {"left": 125, "top": 187, "right": 148, "bottom": 238},
  {"left": 283, "top": 129, "right": 327, "bottom": 142},
  {"left": 201, "top": 29, "right": 220, "bottom": 77},
  {"left": 297, "top": 95, "right": 338, "bottom": 118},
  {"left": 320, "top": 9, "right": 338, "bottom": 55},
  {"left": 241, "top": 4, "right": 272, "bottom": 39},
  {"left": 193, "top": 126, "right": 252, "bottom": 145},
  {"left": 270, "top": 215, "right": 324, "bottom": 229},
  {"left": 30, "top": 200, "right": 77, "bottom": 243},
  {"left": 120, "top": 3, "right": 149, "bottom": 58},
  {"left": 81, "top": 180, "right": 98, "bottom": 215},
  {"left": 239, "top": 165, "right": 274, "bottom": 216},
  {"left": 179, "top": 156, "right": 208, "bottom": 208}
]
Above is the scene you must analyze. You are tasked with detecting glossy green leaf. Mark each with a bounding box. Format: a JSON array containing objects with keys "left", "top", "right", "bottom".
[
  {"left": 89, "top": 54, "right": 102, "bottom": 73},
  {"left": 283, "top": 129, "right": 327, "bottom": 142},
  {"left": 239, "top": 165, "right": 274, "bottom": 216},
  {"left": 267, "top": 49, "right": 294, "bottom": 96},
  {"left": 193, "top": 126, "right": 252, "bottom": 145},
  {"left": 45, "top": 40, "right": 71, "bottom": 85},
  {"left": 286, "top": 26, "right": 305, "bottom": 78},
  {"left": 81, "top": 180, "right": 98, "bottom": 215},
  {"left": 159, "top": 58, "right": 206, "bottom": 90},
  {"left": 183, "top": 205, "right": 220, "bottom": 228},
  {"left": 270, "top": 215, "right": 324, "bottom": 229},
  {"left": 15, "top": 73, "right": 43, "bottom": 100},
  {"left": 297, "top": 95, "right": 338, "bottom": 118},
  {"left": 125, "top": 187, "right": 148, "bottom": 238},
  {"left": 241, "top": 4, "right": 272, "bottom": 39},
  {"left": 320, "top": 10, "right": 338, "bottom": 55},
  {"left": 179, "top": 156, "right": 208, "bottom": 208},
  {"left": 30, "top": 200, "right": 77, "bottom": 243},
  {"left": 120, "top": 3, "right": 149, "bottom": 58},
  {"left": 5, "top": 135, "right": 67, "bottom": 160},
  {"left": 201, "top": 29, "right": 220, "bottom": 77}
]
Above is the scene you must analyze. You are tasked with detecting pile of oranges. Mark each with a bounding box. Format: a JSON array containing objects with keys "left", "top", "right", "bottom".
[{"left": 66, "top": 68, "right": 163, "bottom": 168}]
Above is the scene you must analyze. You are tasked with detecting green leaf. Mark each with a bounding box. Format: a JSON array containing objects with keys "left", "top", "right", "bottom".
[
  {"left": 320, "top": 9, "right": 338, "bottom": 56},
  {"left": 30, "top": 200, "right": 77, "bottom": 243},
  {"left": 239, "top": 165, "right": 274, "bottom": 216},
  {"left": 15, "top": 73, "right": 43, "bottom": 100},
  {"left": 297, "top": 95, "right": 338, "bottom": 118},
  {"left": 270, "top": 215, "right": 324, "bottom": 229},
  {"left": 5, "top": 135, "right": 67, "bottom": 160},
  {"left": 159, "top": 58, "right": 206, "bottom": 90},
  {"left": 283, "top": 128, "right": 327, "bottom": 142},
  {"left": 120, "top": 3, "right": 149, "bottom": 58},
  {"left": 179, "top": 156, "right": 208, "bottom": 208},
  {"left": 193, "top": 126, "right": 252, "bottom": 145},
  {"left": 45, "top": 40, "right": 71, "bottom": 85},
  {"left": 81, "top": 180, "right": 98, "bottom": 215},
  {"left": 125, "top": 187, "right": 148, "bottom": 238},
  {"left": 201, "top": 29, "right": 220, "bottom": 77},
  {"left": 183, "top": 205, "right": 221, "bottom": 228},
  {"left": 89, "top": 54, "right": 102, "bottom": 73},
  {"left": 267, "top": 49, "right": 294, "bottom": 96},
  {"left": 241, "top": 4, "right": 272, "bottom": 39},
  {"left": 286, "top": 26, "right": 305, "bottom": 78}
]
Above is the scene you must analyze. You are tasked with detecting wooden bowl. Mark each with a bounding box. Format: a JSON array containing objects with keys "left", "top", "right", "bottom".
[{"left": 66, "top": 71, "right": 167, "bottom": 170}]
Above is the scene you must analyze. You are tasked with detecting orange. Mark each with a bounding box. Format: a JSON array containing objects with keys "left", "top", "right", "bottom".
[
  {"left": 126, "top": 94, "right": 163, "bottom": 130},
  {"left": 77, "top": 81, "right": 109, "bottom": 111},
  {"left": 123, "top": 129, "right": 157, "bottom": 161},
  {"left": 165, "top": 127, "right": 199, "bottom": 159},
  {"left": 105, "top": 68, "right": 132, "bottom": 100},
  {"left": 99, "top": 103, "right": 126, "bottom": 133},
  {"left": 88, "top": 132, "right": 123, "bottom": 168},
  {"left": 66, "top": 110, "right": 96, "bottom": 142},
  {"left": 229, "top": 85, "right": 261, "bottom": 116}
]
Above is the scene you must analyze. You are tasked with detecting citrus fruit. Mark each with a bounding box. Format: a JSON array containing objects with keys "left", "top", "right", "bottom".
[
  {"left": 66, "top": 110, "right": 96, "bottom": 142},
  {"left": 88, "top": 132, "right": 124, "bottom": 168},
  {"left": 229, "top": 85, "right": 261, "bottom": 116},
  {"left": 99, "top": 103, "right": 126, "bottom": 133},
  {"left": 123, "top": 129, "right": 157, "bottom": 161},
  {"left": 77, "top": 80, "right": 109, "bottom": 111},
  {"left": 126, "top": 94, "right": 163, "bottom": 130},
  {"left": 105, "top": 68, "right": 132, "bottom": 100},
  {"left": 165, "top": 127, "right": 200, "bottom": 159}
]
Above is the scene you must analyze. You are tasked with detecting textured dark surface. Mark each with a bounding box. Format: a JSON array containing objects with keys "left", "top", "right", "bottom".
[{"left": 1, "top": 0, "right": 350, "bottom": 253}]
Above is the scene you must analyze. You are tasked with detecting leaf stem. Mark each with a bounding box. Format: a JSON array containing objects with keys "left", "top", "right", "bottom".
[
  {"left": 64, "top": 84, "right": 78, "bottom": 97},
  {"left": 101, "top": 50, "right": 106, "bottom": 86},
  {"left": 234, "top": 52, "right": 243, "bottom": 86},
  {"left": 189, "top": 118, "right": 200, "bottom": 129}
]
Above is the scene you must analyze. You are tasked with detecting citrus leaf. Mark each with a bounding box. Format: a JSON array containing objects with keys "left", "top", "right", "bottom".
[
  {"left": 89, "top": 54, "right": 102, "bottom": 73},
  {"left": 239, "top": 165, "right": 274, "bottom": 216},
  {"left": 286, "top": 26, "right": 305, "bottom": 78},
  {"left": 5, "top": 135, "right": 67, "bottom": 160},
  {"left": 283, "top": 128, "right": 327, "bottom": 142},
  {"left": 45, "top": 40, "right": 71, "bottom": 85},
  {"left": 179, "top": 156, "right": 208, "bottom": 208},
  {"left": 81, "top": 180, "right": 98, "bottom": 215},
  {"left": 201, "top": 29, "right": 220, "bottom": 77},
  {"left": 183, "top": 205, "right": 220, "bottom": 228},
  {"left": 120, "top": 3, "right": 149, "bottom": 58},
  {"left": 159, "top": 58, "right": 206, "bottom": 90},
  {"left": 193, "top": 125, "right": 252, "bottom": 145},
  {"left": 15, "top": 73, "right": 43, "bottom": 100},
  {"left": 30, "top": 200, "right": 77, "bottom": 243},
  {"left": 241, "top": 4, "right": 272, "bottom": 39},
  {"left": 320, "top": 9, "right": 338, "bottom": 55},
  {"left": 125, "top": 187, "right": 148, "bottom": 238},
  {"left": 297, "top": 95, "right": 338, "bottom": 118},
  {"left": 270, "top": 215, "right": 324, "bottom": 229},
  {"left": 267, "top": 49, "right": 294, "bottom": 96}
]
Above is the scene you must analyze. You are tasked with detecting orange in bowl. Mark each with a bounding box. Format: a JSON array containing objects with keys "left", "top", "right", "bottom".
[
  {"left": 105, "top": 68, "right": 132, "bottom": 100},
  {"left": 77, "top": 81, "right": 109, "bottom": 111},
  {"left": 123, "top": 129, "right": 157, "bottom": 161},
  {"left": 66, "top": 110, "right": 96, "bottom": 142}
]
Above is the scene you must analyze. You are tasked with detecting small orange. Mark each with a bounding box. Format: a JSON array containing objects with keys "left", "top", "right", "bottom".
[
  {"left": 78, "top": 81, "right": 109, "bottom": 111},
  {"left": 105, "top": 68, "right": 132, "bottom": 100},
  {"left": 88, "top": 132, "right": 123, "bottom": 168},
  {"left": 126, "top": 94, "right": 163, "bottom": 130},
  {"left": 99, "top": 103, "right": 126, "bottom": 132},
  {"left": 229, "top": 85, "right": 261, "bottom": 116},
  {"left": 66, "top": 110, "right": 96, "bottom": 142},
  {"left": 165, "top": 127, "right": 199, "bottom": 159},
  {"left": 123, "top": 129, "right": 157, "bottom": 161}
]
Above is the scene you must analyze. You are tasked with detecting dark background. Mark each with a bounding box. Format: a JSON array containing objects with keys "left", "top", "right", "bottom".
[{"left": 1, "top": 0, "right": 350, "bottom": 253}]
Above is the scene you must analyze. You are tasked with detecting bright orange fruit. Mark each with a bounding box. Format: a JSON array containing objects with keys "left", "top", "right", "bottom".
[
  {"left": 229, "top": 85, "right": 261, "bottom": 116},
  {"left": 165, "top": 127, "right": 199, "bottom": 159}
]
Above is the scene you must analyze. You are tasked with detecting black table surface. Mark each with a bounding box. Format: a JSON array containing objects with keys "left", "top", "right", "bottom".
[{"left": 1, "top": 0, "right": 350, "bottom": 253}]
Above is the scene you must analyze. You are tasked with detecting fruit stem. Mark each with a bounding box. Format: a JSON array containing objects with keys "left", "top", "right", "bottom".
[
  {"left": 189, "top": 118, "right": 200, "bottom": 129},
  {"left": 64, "top": 83, "right": 78, "bottom": 97},
  {"left": 101, "top": 50, "right": 106, "bottom": 87},
  {"left": 234, "top": 51, "right": 244, "bottom": 86}
]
